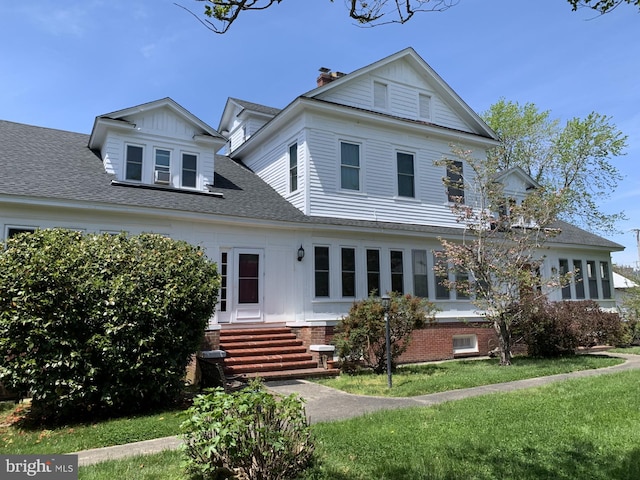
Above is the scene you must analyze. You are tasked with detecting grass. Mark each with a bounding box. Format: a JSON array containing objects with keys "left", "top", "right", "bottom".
[
  {"left": 79, "top": 370, "right": 640, "bottom": 480},
  {"left": 303, "top": 369, "right": 640, "bottom": 480},
  {"left": 0, "top": 404, "right": 186, "bottom": 455},
  {"left": 315, "top": 354, "right": 623, "bottom": 397},
  {"left": 609, "top": 346, "right": 640, "bottom": 355}
]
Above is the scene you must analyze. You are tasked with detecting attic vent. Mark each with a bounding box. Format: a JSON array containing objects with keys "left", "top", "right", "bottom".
[{"left": 154, "top": 170, "right": 171, "bottom": 185}]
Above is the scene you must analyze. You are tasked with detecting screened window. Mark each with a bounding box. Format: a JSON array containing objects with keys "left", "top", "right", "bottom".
[
  {"left": 373, "top": 81, "right": 388, "bottom": 109},
  {"left": 412, "top": 250, "right": 428, "bottom": 298},
  {"left": 126, "top": 145, "right": 143, "bottom": 181},
  {"left": 366, "top": 249, "right": 381, "bottom": 296},
  {"left": 154, "top": 148, "right": 171, "bottom": 184},
  {"left": 600, "top": 262, "right": 612, "bottom": 299},
  {"left": 573, "top": 259, "right": 585, "bottom": 299},
  {"left": 390, "top": 250, "right": 404, "bottom": 294},
  {"left": 446, "top": 160, "right": 464, "bottom": 203},
  {"left": 182, "top": 153, "right": 197, "bottom": 188},
  {"left": 453, "top": 335, "right": 478, "bottom": 354},
  {"left": 587, "top": 260, "right": 599, "bottom": 299},
  {"left": 434, "top": 254, "right": 450, "bottom": 300},
  {"left": 419, "top": 93, "right": 431, "bottom": 120},
  {"left": 559, "top": 259, "right": 571, "bottom": 299},
  {"left": 341, "top": 248, "right": 356, "bottom": 297},
  {"left": 315, "top": 246, "right": 330, "bottom": 297},
  {"left": 340, "top": 142, "right": 360, "bottom": 191},
  {"left": 397, "top": 152, "right": 415, "bottom": 198},
  {"left": 289, "top": 143, "right": 298, "bottom": 192}
]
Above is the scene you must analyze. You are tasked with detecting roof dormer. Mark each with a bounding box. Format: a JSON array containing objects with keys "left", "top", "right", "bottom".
[{"left": 88, "top": 98, "right": 226, "bottom": 192}]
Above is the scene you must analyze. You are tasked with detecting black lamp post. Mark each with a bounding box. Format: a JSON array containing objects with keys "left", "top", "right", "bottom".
[{"left": 381, "top": 295, "right": 392, "bottom": 388}]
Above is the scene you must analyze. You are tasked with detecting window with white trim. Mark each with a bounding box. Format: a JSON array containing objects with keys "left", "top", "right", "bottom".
[
  {"left": 446, "top": 160, "right": 464, "bottom": 203},
  {"left": 587, "top": 260, "right": 599, "bottom": 299},
  {"left": 341, "top": 247, "right": 356, "bottom": 297},
  {"left": 390, "top": 250, "right": 404, "bottom": 294},
  {"left": 419, "top": 93, "right": 431, "bottom": 120},
  {"left": 453, "top": 334, "right": 478, "bottom": 354},
  {"left": 600, "top": 262, "right": 612, "bottom": 299},
  {"left": 314, "top": 246, "right": 330, "bottom": 298},
  {"left": 412, "top": 249, "right": 428, "bottom": 298},
  {"left": 219, "top": 251, "right": 228, "bottom": 312},
  {"left": 6, "top": 226, "right": 36, "bottom": 239},
  {"left": 154, "top": 148, "right": 171, "bottom": 185},
  {"left": 289, "top": 143, "right": 298, "bottom": 193},
  {"left": 366, "top": 249, "right": 381, "bottom": 297},
  {"left": 373, "top": 81, "right": 388, "bottom": 109},
  {"left": 181, "top": 153, "right": 198, "bottom": 188},
  {"left": 125, "top": 145, "right": 143, "bottom": 181},
  {"left": 397, "top": 152, "right": 415, "bottom": 198},
  {"left": 340, "top": 142, "right": 360, "bottom": 191}
]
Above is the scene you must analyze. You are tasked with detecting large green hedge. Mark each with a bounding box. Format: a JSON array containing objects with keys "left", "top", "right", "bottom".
[{"left": 0, "top": 229, "right": 220, "bottom": 422}]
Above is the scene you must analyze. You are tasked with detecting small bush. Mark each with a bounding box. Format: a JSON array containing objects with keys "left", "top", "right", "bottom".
[
  {"left": 0, "top": 229, "right": 219, "bottom": 423},
  {"left": 514, "top": 299, "right": 626, "bottom": 357},
  {"left": 333, "top": 293, "right": 436, "bottom": 374},
  {"left": 180, "top": 381, "right": 314, "bottom": 480}
]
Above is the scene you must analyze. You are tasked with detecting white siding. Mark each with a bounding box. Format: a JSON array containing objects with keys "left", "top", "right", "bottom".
[{"left": 315, "top": 58, "right": 475, "bottom": 134}]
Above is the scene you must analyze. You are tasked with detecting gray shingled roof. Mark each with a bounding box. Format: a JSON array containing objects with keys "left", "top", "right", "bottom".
[
  {"left": 0, "top": 119, "right": 622, "bottom": 251},
  {"left": 228, "top": 98, "right": 281, "bottom": 117}
]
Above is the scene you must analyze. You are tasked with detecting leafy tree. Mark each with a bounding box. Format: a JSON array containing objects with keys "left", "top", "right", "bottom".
[
  {"left": 482, "top": 99, "right": 627, "bottom": 235},
  {"left": 178, "top": 0, "right": 638, "bottom": 34},
  {"left": 0, "top": 229, "right": 219, "bottom": 423},
  {"left": 568, "top": 0, "right": 640, "bottom": 13},
  {"left": 334, "top": 292, "right": 435, "bottom": 373},
  {"left": 177, "top": 0, "right": 457, "bottom": 33},
  {"left": 436, "top": 147, "right": 567, "bottom": 366}
]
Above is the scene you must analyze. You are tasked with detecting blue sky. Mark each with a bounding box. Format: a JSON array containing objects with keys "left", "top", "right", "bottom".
[{"left": 1, "top": 1, "right": 639, "bottom": 266}]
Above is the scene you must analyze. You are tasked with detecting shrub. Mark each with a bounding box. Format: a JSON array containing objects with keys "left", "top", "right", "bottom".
[
  {"left": 333, "top": 293, "right": 436, "bottom": 374},
  {"left": 513, "top": 299, "right": 626, "bottom": 357},
  {"left": 0, "top": 229, "right": 219, "bottom": 423},
  {"left": 180, "top": 381, "right": 314, "bottom": 480}
]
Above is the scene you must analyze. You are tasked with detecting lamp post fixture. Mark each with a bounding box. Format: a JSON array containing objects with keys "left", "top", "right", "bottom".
[{"left": 381, "top": 295, "right": 392, "bottom": 388}]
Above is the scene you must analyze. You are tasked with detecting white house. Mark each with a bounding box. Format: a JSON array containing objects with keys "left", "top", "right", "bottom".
[{"left": 0, "top": 48, "right": 623, "bottom": 376}]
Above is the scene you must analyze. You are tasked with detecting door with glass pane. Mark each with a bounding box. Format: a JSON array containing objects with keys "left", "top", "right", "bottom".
[{"left": 233, "top": 249, "right": 264, "bottom": 322}]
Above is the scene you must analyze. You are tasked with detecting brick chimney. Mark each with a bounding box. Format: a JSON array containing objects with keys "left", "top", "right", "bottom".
[{"left": 316, "top": 67, "right": 346, "bottom": 87}]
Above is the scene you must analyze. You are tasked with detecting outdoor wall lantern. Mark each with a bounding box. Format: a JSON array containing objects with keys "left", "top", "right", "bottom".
[
  {"left": 297, "top": 245, "right": 305, "bottom": 262},
  {"left": 381, "top": 295, "right": 392, "bottom": 388}
]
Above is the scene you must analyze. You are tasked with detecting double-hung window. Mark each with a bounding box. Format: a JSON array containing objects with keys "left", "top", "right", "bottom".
[
  {"left": 314, "top": 246, "right": 330, "bottom": 298},
  {"left": 573, "top": 259, "right": 585, "bottom": 299},
  {"left": 390, "top": 250, "right": 404, "bottom": 294},
  {"left": 341, "top": 247, "right": 356, "bottom": 297},
  {"left": 397, "top": 152, "right": 415, "bottom": 198},
  {"left": 340, "top": 142, "right": 360, "bottom": 191},
  {"left": 125, "top": 145, "right": 143, "bottom": 181},
  {"left": 182, "top": 153, "right": 197, "bottom": 188},
  {"left": 559, "top": 259, "right": 571, "bottom": 299},
  {"left": 600, "top": 262, "right": 612, "bottom": 299},
  {"left": 289, "top": 143, "right": 298, "bottom": 192},
  {"left": 366, "top": 249, "right": 381, "bottom": 297},
  {"left": 154, "top": 148, "right": 171, "bottom": 184},
  {"left": 446, "top": 160, "right": 464, "bottom": 203},
  {"left": 587, "top": 260, "right": 599, "bottom": 299},
  {"left": 434, "top": 253, "right": 450, "bottom": 300},
  {"left": 412, "top": 250, "right": 428, "bottom": 298}
]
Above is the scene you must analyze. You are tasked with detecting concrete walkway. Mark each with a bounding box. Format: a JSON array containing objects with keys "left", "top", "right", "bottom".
[{"left": 74, "top": 352, "right": 640, "bottom": 466}]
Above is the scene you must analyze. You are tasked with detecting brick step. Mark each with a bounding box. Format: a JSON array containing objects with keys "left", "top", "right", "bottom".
[
  {"left": 223, "top": 353, "right": 313, "bottom": 366},
  {"left": 221, "top": 338, "right": 304, "bottom": 350},
  {"left": 220, "top": 327, "right": 292, "bottom": 337},
  {"left": 224, "top": 345, "right": 308, "bottom": 357},
  {"left": 220, "top": 333, "right": 298, "bottom": 344},
  {"left": 224, "top": 359, "right": 319, "bottom": 375}
]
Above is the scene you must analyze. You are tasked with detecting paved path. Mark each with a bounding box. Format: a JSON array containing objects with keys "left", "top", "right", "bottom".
[{"left": 74, "top": 352, "right": 640, "bottom": 466}]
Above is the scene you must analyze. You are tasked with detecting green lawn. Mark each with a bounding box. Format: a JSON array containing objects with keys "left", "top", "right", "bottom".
[
  {"left": 0, "top": 405, "right": 186, "bottom": 455},
  {"left": 609, "top": 346, "right": 640, "bottom": 355},
  {"left": 315, "top": 354, "right": 623, "bottom": 397},
  {"left": 79, "top": 370, "right": 640, "bottom": 480}
]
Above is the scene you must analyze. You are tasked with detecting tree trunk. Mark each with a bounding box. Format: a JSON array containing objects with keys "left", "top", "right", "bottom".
[{"left": 494, "top": 316, "right": 512, "bottom": 366}]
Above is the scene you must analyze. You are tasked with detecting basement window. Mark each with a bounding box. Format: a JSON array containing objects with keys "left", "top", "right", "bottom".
[{"left": 453, "top": 334, "right": 478, "bottom": 355}]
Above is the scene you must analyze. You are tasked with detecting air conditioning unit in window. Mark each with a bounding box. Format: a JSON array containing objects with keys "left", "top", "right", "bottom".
[{"left": 154, "top": 170, "right": 171, "bottom": 185}]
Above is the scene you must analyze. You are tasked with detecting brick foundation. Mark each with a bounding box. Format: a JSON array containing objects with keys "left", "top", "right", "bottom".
[{"left": 290, "top": 322, "right": 499, "bottom": 364}]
